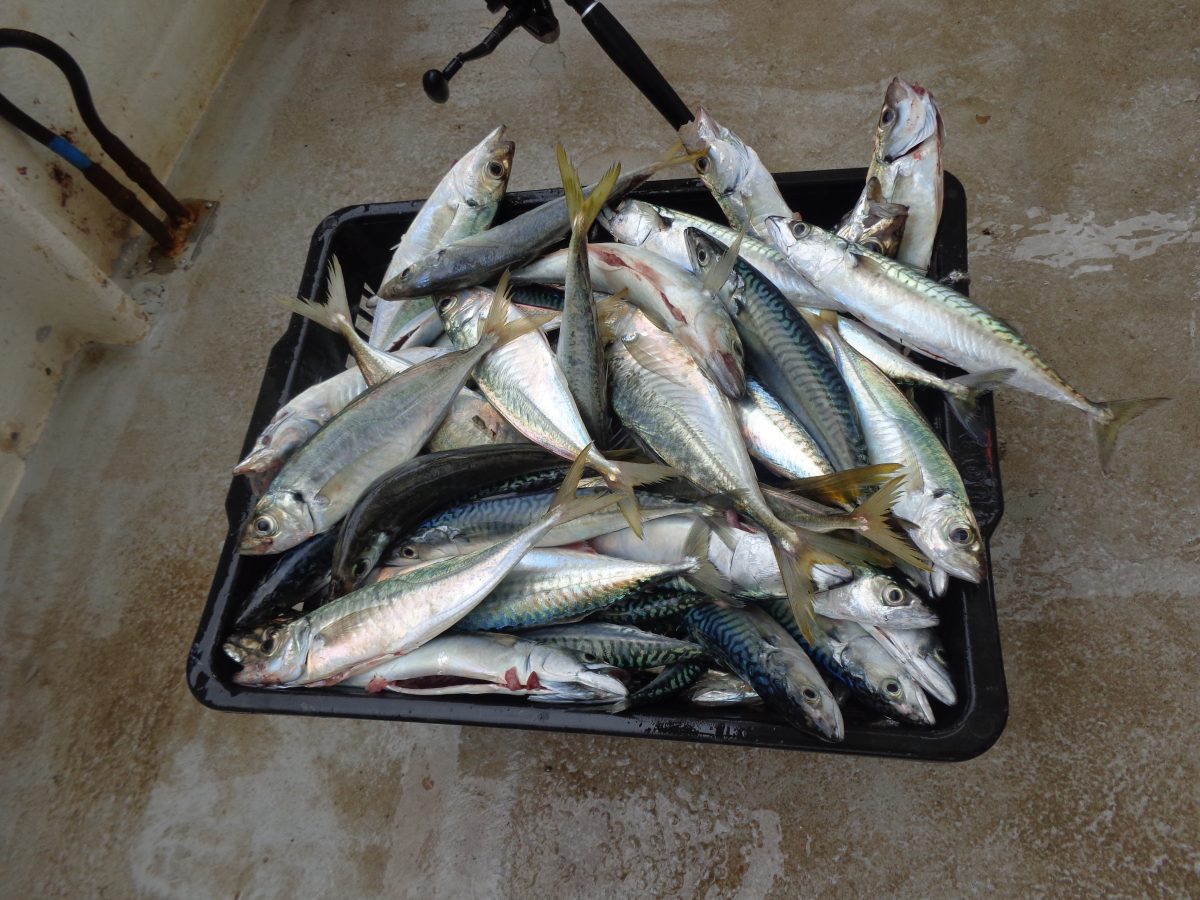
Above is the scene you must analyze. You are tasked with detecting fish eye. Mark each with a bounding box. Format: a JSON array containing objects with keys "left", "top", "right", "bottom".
[
  {"left": 401, "top": 546, "right": 418, "bottom": 559},
  {"left": 695, "top": 155, "right": 710, "bottom": 174},
  {"left": 933, "top": 647, "right": 948, "bottom": 665},
  {"left": 932, "top": 488, "right": 949, "bottom": 499},
  {"left": 881, "top": 107, "right": 896, "bottom": 125},
  {"left": 883, "top": 585, "right": 906, "bottom": 606},
  {"left": 790, "top": 220, "right": 809, "bottom": 238},
  {"left": 696, "top": 247, "right": 710, "bottom": 266},
  {"left": 254, "top": 516, "right": 274, "bottom": 535},
  {"left": 863, "top": 239, "right": 884, "bottom": 253},
  {"left": 436, "top": 296, "right": 456, "bottom": 313},
  {"left": 800, "top": 686, "right": 820, "bottom": 706},
  {"left": 883, "top": 678, "right": 901, "bottom": 697},
  {"left": 259, "top": 629, "right": 278, "bottom": 655},
  {"left": 351, "top": 558, "right": 370, "bottom": 578},
  {"left": 486, "top": 160, "right": 504, "bottom": 178},
  {"left": 400, "top": 266, "right": 412, "bottom": 280},
  {"left": 949, "top": 526, "right": 973, "bottom": 545}
]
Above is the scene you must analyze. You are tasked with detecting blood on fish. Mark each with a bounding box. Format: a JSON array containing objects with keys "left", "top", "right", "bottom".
[
  {"left": 503, "top": 666, "right": 523, "bottom": 691},
  {"left": 367, "top": 675, "right": 389, "bottom": 694},
  {"left": 592, "top": 247, "right": 687, "bottom": 323},
  {"left": 526, "top": 672, "right": 542, "bottom": 691}
]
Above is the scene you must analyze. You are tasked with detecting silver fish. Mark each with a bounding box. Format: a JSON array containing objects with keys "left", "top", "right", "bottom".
[
  {"left": 812, "top": 572, "right": 939, "bottom": 629},
  {"left": 811, "top": 312, "right": 984, "bottom": 589},
  {"left": 683, "top": 669, "right": 762, "bottom": 706},
  {"left": 513, "top": 242, "right": 746, "bottom": 398},
  {"left": 520, "top": 622, "right": 705, "bottom": 669},
  {"left": 381, "top": 146, "right": 701, "bottom": 299},
  {"left": 605, "top": 304, "right": 843, "bottom": 640},
  {"left": 678, "top": 107, "right": 792, "bottom": 238},
  {"left": 225, "top": 449, "right": 619, "bottom": 686},
  {"left": 555, "top": 144, "right": 618, "bottom": 442},
  {"left": 736, "top": 378, "right": 834, "bottom": 479},
  {"left": 599, "top": 200, "right": 833, "bottom": 311},
  {"left": 235, "top": 346, "right": 446, "bottom": 492},
  {"left": 340, "top": 632, "right": 626, "bottom": 703},
  {"left": 591, "top": 515, "right": 924, "bottom": 617},
  {"left": 865, "top": 624, "right": 956, "bottom": 706},
  {"left": 456, "top": 539, "right": 722, "bottom": 632},
  {"left": 778, "top": 605, "right": 935, "bottom": 726},
  {"left": 854, "top": 78, "right": 943, "bottom": 271},
  {"left": 239, "top": 279, "right": 541, "bottom": 554},
  {"left": 396, "top": 489, "right": 707, "bottom": 563},
  {"left": 438, "top": 284, "right": 668, "bottom": 530},
  {"left": 369, "top": 126, "right": 514, "bottom": 346},
  {"left": 764, "top": 218, "right": 1167, "bottom": 472}
]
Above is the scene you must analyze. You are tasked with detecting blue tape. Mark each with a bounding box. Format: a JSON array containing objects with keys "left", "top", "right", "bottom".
[{"left": 48, "top": 135, "right": 93, "bottom": 170}]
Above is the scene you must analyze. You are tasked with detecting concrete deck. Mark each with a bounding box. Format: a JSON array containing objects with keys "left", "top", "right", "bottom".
[{"left": 1, "top": 1, "right": 1196, "bottom": 896}]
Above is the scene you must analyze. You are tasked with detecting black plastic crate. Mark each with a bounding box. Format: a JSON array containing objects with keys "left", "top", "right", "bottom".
[{"left": 188, "top": 169, "right": 1008, "bottom": 760}]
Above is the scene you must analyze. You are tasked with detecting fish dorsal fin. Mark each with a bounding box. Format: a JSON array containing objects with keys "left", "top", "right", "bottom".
[{"left": 701, "top": 225, "right": 746, "bottom": 296}]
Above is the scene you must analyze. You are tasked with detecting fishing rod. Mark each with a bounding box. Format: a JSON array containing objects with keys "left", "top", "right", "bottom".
[{"left": 421, "top": 1, "right": 694, "bottom": 131}]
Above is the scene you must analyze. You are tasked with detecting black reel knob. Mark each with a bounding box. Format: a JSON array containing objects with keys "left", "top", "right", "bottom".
[{"left": 422, "top": 68, "right": 450, "bottom": 103}]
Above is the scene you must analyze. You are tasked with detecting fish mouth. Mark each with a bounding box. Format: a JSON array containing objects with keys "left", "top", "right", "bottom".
[
  {"left": 903, "top": 685, "right": 936, "bottom": 726},
  {"left": 911, "top": 661, "right": 956, "bottom": 706},
  {"left": 939, "top": 556, "right": 984, "bottom": 584},
  {"left": 810, "top": 707, "right": 845, "bottom": 742},
  {"left": 929, "top": 566, "right": 950, "bottom": 596},
  {"left": 237, "top": 534, "right": 273, "bottom": 554},
  {"left": 232, "top": 451, "right": 269, "bottom": 475},
  {"left": 885, "top": 76, "right": 918, "bottom": 107},
  {"left": 222, "top": 640, "right": 247, "bottom": 664},
  {"left": 527, "top": 673, "right": 627, "bottom": 704}
]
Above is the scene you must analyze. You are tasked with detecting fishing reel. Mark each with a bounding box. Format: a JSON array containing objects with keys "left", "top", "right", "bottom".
[
  {"left": 422, "top": 1, "right": 560, "bottom": 104},
  {"left": 422, "top": 0, "right": 694, "bottom": 131}
]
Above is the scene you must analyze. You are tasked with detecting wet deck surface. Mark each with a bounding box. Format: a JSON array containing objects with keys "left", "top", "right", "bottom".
[{"left": 1, "top": 2, "right": 1196, "bottom": 895}]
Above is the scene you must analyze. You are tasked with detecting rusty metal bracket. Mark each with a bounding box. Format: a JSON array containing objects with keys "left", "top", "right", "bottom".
[{"left": 0, "top": 28, "right": 194, "bottom": 253}]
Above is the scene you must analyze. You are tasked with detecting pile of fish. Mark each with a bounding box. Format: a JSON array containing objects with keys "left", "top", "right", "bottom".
[{"left": 223, "top": 78, "right": 1165, "bottom": 742}]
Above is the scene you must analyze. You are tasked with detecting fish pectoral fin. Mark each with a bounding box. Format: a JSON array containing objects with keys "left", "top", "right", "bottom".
[
  {"left": 621, "top": 331, "right": 694, "bottom": 390},
  {"left": 318, "top": 608, "right": 390, "bottom": 648}
]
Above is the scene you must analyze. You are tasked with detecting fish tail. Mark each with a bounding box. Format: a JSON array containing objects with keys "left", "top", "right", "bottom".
[
  {"left": 550, "top": 442, "right": 592, "bottom": 509},
  {"left": 844, "top": 476, "right": 932, "bottom": 571},
  {"left": 274, "top": 256, "right": 355, "bottom": 337},
  {"left": 621, "top": 142, "right": 709, "bottom": 196},
  {"left": 482, "top": 271, "right": 555, "bottom": 348},
  {"left": 781, "top": 463, "right": 902, "bottom": 508},
  {"left": 605, "top": 458, "right": 676, "bottom": 539},
  {"left": 654, "top": 140, "right": 710, "bottom": 172},
  {"left": 557, "top": 143, "right": 621, "bottom": 235},
  {"left": 771, "top": 537, "right": 825, "bottom": 647},
  {"left": 795, "top": 530, "right": 892, "bottom": 570},
  {"left": 679, "top": 518, "right": 735, "bottom": 600},
  {"left": 547, "top": 444, "right": 626, "bottom": 525},
  {"left": 1090, "top": 397, "right": 1169, "bottom": 474},
  {"left": 944, "top": 368, "right": 1014, "bottom": 443}
]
